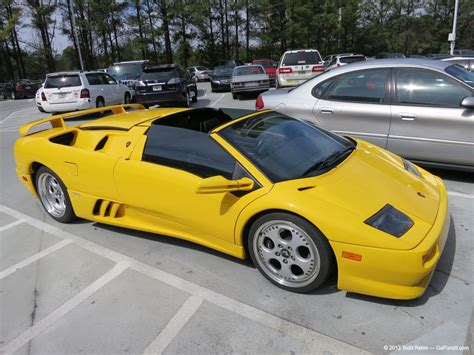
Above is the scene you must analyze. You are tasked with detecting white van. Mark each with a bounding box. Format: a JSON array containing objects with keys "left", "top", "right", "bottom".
[{"left": 276, "top": 49, "right": 325, "bottom": 88}]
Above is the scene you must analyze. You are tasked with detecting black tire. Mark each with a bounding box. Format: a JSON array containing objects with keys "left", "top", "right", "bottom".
[
  {"left": 275, "top": 80, "right": 280, "bottom": 89},
  {"left": 211, "top": 85, "right": 215, "bottom": 93},
  {"left": 232, "top": 92, "right": 238, "bottom": 100},
  {"left": 11, "top": 91, "right": 16, "bottom": 100},
  {"left": 38, "top": 106, "right": 45, "bottom": 113},
  {"left": 181, "top": 90, "right": 191, "bottom": 107},
  {"left": 248, "top": 212, "right": 333, "bottom": 293},
  {"left": 124, "top": 92, "right": 131, "bottom": 104},
  {"left": 96, "top": 97, "right": 105, "bottom": 116},
  {"left": 35, "top": 166, "right": 77, "bottom": 223},
  {"left": 192, "top": 87, "right": 198, "bottom": 103}
]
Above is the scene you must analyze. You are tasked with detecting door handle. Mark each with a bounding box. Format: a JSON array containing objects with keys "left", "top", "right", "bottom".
[
  {"left": 320, "top": 108, "right": 333, "bottom": 114},
  {"left": 400, "top": 113, "right": 416, "bottom": 121}
]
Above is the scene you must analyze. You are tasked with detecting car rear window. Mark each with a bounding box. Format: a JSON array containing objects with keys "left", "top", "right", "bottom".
[
  {"left": 254, "top": 61, "right": 273, "bottom": 68},
  {"left": 282, "top": 51, "right": 322, "bottom": 66},
  {"left": 340, "top": 56, "right": 366, "bottom": 64},
  {"left": 141, "top": 68, "right": 177, "bottom": 81},
  {"left": 44, "top": 75, "right": 82, "bottom": 88},
  {"left": 234, "top": 66, "right": 265, "bottom": 76}
]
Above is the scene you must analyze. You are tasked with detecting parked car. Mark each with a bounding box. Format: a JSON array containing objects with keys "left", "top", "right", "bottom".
[
  {"left": 107, "top": 60, "right": 149, "bottom": 97},
  {"left": 276, "top": 49, "right": 325, "bottom": 88},
  {"left": 187, "top": 66, "right": 210, "bottom": 82},
  {"left": 323, "top": 53, "right": 354, "bottom": 67},
  {"left": 257, "top": 59, "right": 474, "bottom": 171},
  {"left": 135, "top": 64, "right": 197, "bottom": 108},
  {"left": 453, "top": 49, "right": 474, "bottom": 56},
  {"left": 2, "top": 79, "right": 39, "bottom": 100},
  {"left": 426, "top": 54, "right": 452, "bottom": 59},
  {"left": 231, "top": 65, "right": 270, "bottom": 99},
  {"left": 327, "top": 54, "right": 366, "bottom": 70},
  {"left": 35, "top": 86, "right": 45, "bottom": 112},
  {"left": 252, "top": 59, "right": 277, "bottom": 85},
  {"left": 441, "top": 56, "right": 474, "bottom": 72},
  {"left": 41, "top": 71, "right": 131, "bottom": 113},
  {"left": 210, "top": 66, "right": 233, "bottom": 92},
  {"left": 375, "top": 52, "right": 405, "bottom": 59},
  {"left": 15, "top": 106, "right": 449, "bottom": 299}
]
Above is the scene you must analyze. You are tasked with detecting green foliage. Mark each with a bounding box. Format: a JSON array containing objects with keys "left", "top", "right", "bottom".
[{"left": 1, "top": 0, "right": 473, "bottom": 80}]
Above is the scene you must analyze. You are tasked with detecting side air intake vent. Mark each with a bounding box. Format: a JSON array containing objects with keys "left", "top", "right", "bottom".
[
  {"left": 95, "top": 136, "right": 109, "bottom": 151},
  {"left": 93, "top": 199, "right": 124, "bottom": 218}
]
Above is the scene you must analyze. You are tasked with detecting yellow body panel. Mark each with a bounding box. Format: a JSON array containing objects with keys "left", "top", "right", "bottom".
[{"left": 14, "top": 105, "right": 450, "bottom": 300}]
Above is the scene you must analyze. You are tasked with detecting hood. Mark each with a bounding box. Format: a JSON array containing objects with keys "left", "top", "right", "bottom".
[{"left": 272, "top": 140, "right": 441, "bottom": 250}]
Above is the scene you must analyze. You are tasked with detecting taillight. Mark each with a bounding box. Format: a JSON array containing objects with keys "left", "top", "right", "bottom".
[
  {"left": 312, "top": 65, "right": 325, "bottom": 72},
  {"left": 41, "top": 92, "right": 47, "bottom": 101},
  {"left": 278, "top": 67, "right": 292, "bottom": 74},
  {"left": 336, "top": 63, "right": 341, "bottom": 67},
  {"left": 15, "top": 85, "right": 22, "bottom": 91},
  {"left": 80, "top": 88, "right": 90, "bottom": 98},
  {"left": 232, "top": 82, "right": 243, "bottom": 88},
  {"left": 255, "top": 95, "right": 264, "bottom": 110}
]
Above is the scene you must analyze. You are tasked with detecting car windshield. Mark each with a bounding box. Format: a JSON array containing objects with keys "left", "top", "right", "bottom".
[
  {"left": 218, "top": 112, "right": 355, "bottom": 182},
  {"left": 108, "top": 64, "right": 142, "bottom": 76},
  {"left": 213, "top": 67, "right": 233, "bottom": 76},
  {"left": 282, "top": 51, "right": 322, "bottom": 66},
  {"left": 234, "top": 66, "right": 265, "bottom": 76},
  {"left": 44, "top": 75, "right": 81, "bottom": 88},
  {"left": 445, "top": 64, "right": 474, "bottom": 87},
  {"left": 141, "top": 68, "right": 177, "bottom": 81},
  {"left": 340, "top": 56, "right": 366, "bottom": 64}
]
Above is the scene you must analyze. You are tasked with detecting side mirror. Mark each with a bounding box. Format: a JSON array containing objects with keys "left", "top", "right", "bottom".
[
  {"left": 196, "top": 176, "right": 254, "bottom": 194},
  {"left": 460, "top": 96, "right": 474, "bottom": 109}
]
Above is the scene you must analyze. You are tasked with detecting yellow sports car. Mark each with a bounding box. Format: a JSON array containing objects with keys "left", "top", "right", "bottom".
[{"left": 14, "top": 104, "right": 449, "bottom": 299}]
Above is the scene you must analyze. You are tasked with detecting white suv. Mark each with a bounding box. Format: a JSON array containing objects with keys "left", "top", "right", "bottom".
[
  {"left": 276, "top": 49, "right": 325, "bottom": 88},
  {"left": 41, "top": 71, "right": 132, "bottom": 113}
]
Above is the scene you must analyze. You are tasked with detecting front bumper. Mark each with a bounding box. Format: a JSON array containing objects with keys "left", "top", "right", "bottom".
[{"left": 330, "top": 176, "right": 450, "bottom": 300}]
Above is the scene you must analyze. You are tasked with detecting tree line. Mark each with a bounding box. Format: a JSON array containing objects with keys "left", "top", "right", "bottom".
[{"left": 1, "top": 0, "right": 473, "bottom": 81}]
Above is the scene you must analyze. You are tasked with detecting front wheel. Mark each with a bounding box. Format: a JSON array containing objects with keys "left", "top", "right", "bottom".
[
  {"left": 124, "top": 92, "right": 131, "bottom": 104},
  {"left": 192, "top": 87, "right": 198, "bottom": 103},
  {"left": 248, "top": 212, "right": 333, "bottom": 293},
  {"left": 36, "top": 166, "right": 76, "bottom": 223}
]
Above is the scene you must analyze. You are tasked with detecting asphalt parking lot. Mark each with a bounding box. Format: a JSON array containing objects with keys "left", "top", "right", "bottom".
[{"left": 0, "top": 82, "right": 473, "bottom": 355}]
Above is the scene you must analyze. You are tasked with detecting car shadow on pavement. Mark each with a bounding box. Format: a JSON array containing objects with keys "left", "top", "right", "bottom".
[
  {"left": 345, "top": 215, "right": 457, "bottom": 306},
  {"left": 197, "top": 89, "right": 207, "bottom": 97},
  {"left": 426, "top": 168, "right": 474, "bottom": 184},
  {"left": 92, "top": 222, "right": 254, "bottom": 269},
  {"left": 91, "top": 221, "right": 341, "bottom": 296}
]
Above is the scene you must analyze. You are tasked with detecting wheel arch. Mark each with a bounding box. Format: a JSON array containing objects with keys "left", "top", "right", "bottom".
[{"left": 239, "top": 208, "right": 336, "bottom": 266}]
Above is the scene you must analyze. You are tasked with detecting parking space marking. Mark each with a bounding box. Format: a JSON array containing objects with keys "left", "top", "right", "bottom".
[
  {"left": 210, "top": 93, "right": 227, "bottom": 107},
  {"left": 143, "top": 295, "right": 204, "bottom": 355},
  {"left": 448, "top": 191, "right": 474, "bottom": 200},
  {"left": 0, "top": 218, "right": 28, "bottom": 232},
  {"left": 0, "top": 239, "right": 72, "bottom": 280},
  {"left": 0, "top": 261, "right": 129, "bottom": 355},
  {"left": 0, "top": 107, "right": 35, "bottom": 124},
  {"left": 0, "top": 204, "right": 367, "bottom": 354}
]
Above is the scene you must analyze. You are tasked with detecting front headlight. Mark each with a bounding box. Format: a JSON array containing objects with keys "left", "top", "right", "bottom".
[
  {"left": 402, "top": 158, "right": 422, "bottom": 178},
  {"left": 365, "top": 204, "right": 414, "bottom": 237},
  {"left": 212, "top": 80, "right": 221, "bottom": 84}
]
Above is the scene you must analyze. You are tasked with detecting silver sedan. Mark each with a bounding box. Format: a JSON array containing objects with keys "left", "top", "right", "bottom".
[
  {"left": 231, "top": 65, "right": 270, "bottom": 100},
  {"left": 258, "top": 59, "right": 474, "bottom": 171}
]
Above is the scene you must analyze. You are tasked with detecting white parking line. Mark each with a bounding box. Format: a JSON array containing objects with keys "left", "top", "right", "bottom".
[
  {"left": 0, "top": 107, "right": 35, "bottom": 124},
  {"left": 0, "top": 218, "right": 28, "bottom": 232},
  {"left": 1, "top": 261, "right": 129, "bottom": 355},
  {"left": 209, "top": 93, "right": 227, "bottom": 108},
  {"left": 0, "top": 239, "right": 72, "bottom": 280},
  {"left": 448, "top": 191, "right": 474, "bottom": 200},
  {"left": 143, "top": 295, "right": 204, "bottom": 355},
  {"left": 0, "top": 204, "right": 367, "bottom": 354}
]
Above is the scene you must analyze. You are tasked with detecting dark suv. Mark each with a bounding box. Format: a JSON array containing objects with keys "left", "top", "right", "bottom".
[{"left": 135, "top": 64, "right": 198, "bottom": 108}]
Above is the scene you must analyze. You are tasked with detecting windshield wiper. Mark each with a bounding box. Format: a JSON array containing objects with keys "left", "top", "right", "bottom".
[{"left": 303, "top": 146, "right": 355, "bottom": 177}]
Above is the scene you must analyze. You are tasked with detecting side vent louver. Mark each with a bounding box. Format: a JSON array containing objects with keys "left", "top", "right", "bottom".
[{"left": 93, "top": 199, "right": 124, "bottom": 218}]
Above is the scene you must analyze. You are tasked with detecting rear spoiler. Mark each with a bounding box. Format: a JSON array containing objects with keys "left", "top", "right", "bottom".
[{"left": 18, "top": 104, "right": 145, "bottom": 136}]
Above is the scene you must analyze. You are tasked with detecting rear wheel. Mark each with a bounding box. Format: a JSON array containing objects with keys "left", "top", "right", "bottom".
[
  {"left": 232, "top": 92, "right": 238, "bottom": 100},
  {"left": 36, "top": 166, "right": 76, "bottom": 223},
  {"left": 96, "top": 97, "right": 105, "bottom": 116},
  {"left": 182, "top": 90, "right": 191, "bottom": 107},
  {"left": 192, "top": 87, "right": 198, "bottom": 103},
  {"left": 248, "top": 212, "right": 333, "bottom": 293}
]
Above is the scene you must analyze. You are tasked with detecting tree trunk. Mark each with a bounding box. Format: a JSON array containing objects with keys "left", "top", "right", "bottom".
[
  {"left": 234, "top": 0, "right": 239, "bottom": 58},
  {"left": 245, "top": 0, "right": 249, "bottom": 62},
  {"left": 135, "top": 0, "right": 147, "bottom": 59},
  {"left": 145, "top": 0, "right": 159, "bottom": 62},
  {"left": 158, "top": 0, "right": 173, "bottom": 63}
]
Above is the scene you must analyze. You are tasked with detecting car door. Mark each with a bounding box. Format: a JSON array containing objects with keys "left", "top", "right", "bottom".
[
  {"left": 312, "top": 68, "right": 392, "bottom": 148},
  {"left": 114, "top": 124, "right": 271, "bottom": 246},
  {"left": 388, "top": 68, "right": 474, "bottom": 166}
]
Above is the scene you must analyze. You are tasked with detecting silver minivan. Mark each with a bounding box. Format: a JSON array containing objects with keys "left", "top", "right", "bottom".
[{"left": 258, "top": 59, "right": 474, "bottom": 171}]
